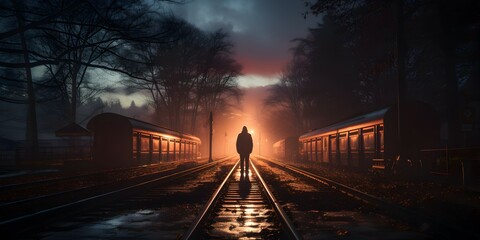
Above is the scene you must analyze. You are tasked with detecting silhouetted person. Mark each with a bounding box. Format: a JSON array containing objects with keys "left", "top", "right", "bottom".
[{"left": 236, "top": 126, "right": 253, "bottom": 174}]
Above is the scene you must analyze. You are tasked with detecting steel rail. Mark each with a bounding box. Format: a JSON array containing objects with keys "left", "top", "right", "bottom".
[
  {"left": 183, "top": 159, "right": 302, "bottom": 240},
  {"left": 255, "top": 156, "right": 480, "bottom": 239},
  {"left": 250, "top": 160, "right": 303, "bottom": 240},
  {"left": 0, "top": 157, "right": 227, "bottom": 208},
  {"left": 0, "top": 157, "right": 232, "bottom": 235},
  {"left": 0, "top": 161, "right": 190, "bottom": 192},
  {"left": 0, "top": 167, "right": 177, "bottom": 207},
  {"left": 182, "top": 160, "right": 240, "bottom": 240}
]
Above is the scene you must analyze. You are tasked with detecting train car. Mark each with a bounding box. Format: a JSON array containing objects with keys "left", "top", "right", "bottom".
[
  {"left": 87, "top": 113, "right": 201, "bottom": 168},
  {"left": 272, "top": 136, "right": 299, "bottom": 161},
  {"left": 299, "top": 102, "right": 439, "bottom": 171}
]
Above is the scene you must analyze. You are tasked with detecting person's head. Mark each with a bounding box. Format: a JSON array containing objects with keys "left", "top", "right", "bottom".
[{"left": 242, "top": 126, "right": 248, "bottom": 133}]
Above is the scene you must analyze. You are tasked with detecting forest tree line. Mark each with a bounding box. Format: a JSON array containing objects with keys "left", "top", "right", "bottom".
[
  {"left": 265, "top": 0, "right": 479, "bottom": 147},
  {"left": 0, "top": 0, "right": 241, "bottom": 158}
]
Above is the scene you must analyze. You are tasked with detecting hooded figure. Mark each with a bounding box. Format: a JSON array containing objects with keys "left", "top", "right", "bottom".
[{"left": 236, "top": 126, "right": 253, "bottom": 173}]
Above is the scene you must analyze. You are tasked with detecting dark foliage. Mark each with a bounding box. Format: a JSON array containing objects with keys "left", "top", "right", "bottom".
[{"left": 267, "top": 0, "right": 479, "bottom": 146}]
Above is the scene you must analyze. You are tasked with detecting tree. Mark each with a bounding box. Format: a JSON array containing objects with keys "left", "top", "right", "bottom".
[
  {"left": 0, "top": 0, "right": 186, "bottom": 160},
  {"left": 193, "top": 30, "right": 242, "bottom": 134},
  {"left": 121, "top": 18, "right": 242, "bottom": 135},
  {"left": 266, "top": 15, "right": 363, "bottom": 135},
  {"left": 304, "top": 0, "right": 480, "bottom": 147}
]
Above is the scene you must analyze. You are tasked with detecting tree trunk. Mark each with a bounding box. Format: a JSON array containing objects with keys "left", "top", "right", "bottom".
[
  {"left": 71, "top": 64, "right": 79, "bottom": 123},
  {"left": 440, "top": 0, "right": 460, "bottom": 147},
  {"left": 190, "top": 97, "right": 200, "bottom": 134},
  {"left": 391, "top": 0, "right": 407, "bottom": 174},
  {"left": 13, "top": 0, "right": 39, "bottom": 162}
]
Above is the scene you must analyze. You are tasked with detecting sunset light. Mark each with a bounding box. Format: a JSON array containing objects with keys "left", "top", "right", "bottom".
[{"left": 0, "top": 0, "right": 478, "bottom": 239}]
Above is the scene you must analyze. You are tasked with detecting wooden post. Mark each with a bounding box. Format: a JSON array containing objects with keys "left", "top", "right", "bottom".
[
  {"left": 209, "top": 111, "right": 213, "bottom": 162},
  {"left": 394, "top": 0, "right": 406, "bottom": 174},
  {"left": 259, "top": 132, "right": 261, "bottom": 156}
]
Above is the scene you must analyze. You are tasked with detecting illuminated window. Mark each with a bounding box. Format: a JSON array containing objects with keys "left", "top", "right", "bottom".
[
  {"left": 153, "top": 137, "right": 160, "bottom": 152},
  {"left": 339, "top": 134, "right": 347, "bottom": 152},
  {"left": 133, "top": 133, "right": 138, "bottom": 151},
  {"left": 349, "top": 134, "right": 359, "bottom": 151},
  {"left": 162, "top": 139, "right": 168, "bottom": 152},
  {"left": 378, "top": 125, "right": 384, "bottom": 152},
  {"left": 141, "top": 135, "right": 150, "bottom": 152},
  {"left": 363, "top": 133, "right": 374, "bottom": 151},
  {"left": 330, "top": 136, "right": 337, "bottom": 153},
  {"left": 192, "top": 143, "right": 196, "bottom": 158},
  {"left": 132, "top": 133, "right": 138, "bottom": 160}
]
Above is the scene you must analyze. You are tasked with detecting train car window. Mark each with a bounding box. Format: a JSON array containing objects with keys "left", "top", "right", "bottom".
[
  {"left": 330, "top": 136, "right": 337, "bottom": 153},
  {"left": 151, "top": 137, "right": 159, "bottom": 162},
  {"left": 304, "top": 140, "right": 308, "bottom": 160},
  {"left": 349, "top": 134, "right": 359, "bottom": 151},
  {"left": 133, "top": 133, "right": 138, "bottom": 152},
  {"left": 141, "top": 135, "right": 150, "bottom": 152},
  {"left": 339, "top": 134, "right": 347, "bottom": 152},
  {"left": 170, "top": 139, "right": 178, "bottom": 160},
  {"left": 178, "top": 141, "right": 182, "bottom": 159},
  {"left": 309, "top": 140, "right": 314, "bottom": 161},
  {"left": 178, "top": 141, "right": 181, "bottom": 156},
  {"left": 169, "top": 140, "right": 174, "bottom": 154},
  {"left": 315, "top": 139, "right": 321, "bottom": 161},
  {"left": 363, "top": 133, "right": 375, "bottom": 150},
  {"left": 192, "top": 143, "right": 196, "bottom": 159},
  {"left": 153, "top": 137, "right": 160, "bottom": 152},
  {"left": 159, "top": 138, "right": 163, "bottom": 161},
  {"left": 379, "top": 125, "right": 385, "bottom": 151},
  {"left": 133, "top": 132, "right": 138, "bottom": 160},
  {"left": 312, "top": 140, "right": 316, "bottom": 160},
  {"left": 183, "top": 142, "right": 187, "bottom": 157},
  {"left": 161, "top": 139, "right": 167, "bottom": 151},
  {"left": 339, "top": 134, "right": 348, "bottom": 164},
  {"left": 323, "top": 137, "right": 329, "bottom": 162}
]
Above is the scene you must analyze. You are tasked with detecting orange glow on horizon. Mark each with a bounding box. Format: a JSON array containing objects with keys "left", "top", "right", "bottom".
[
  {"left": 211, "top": 85, "right": 277, "bottom": 158},
  {"left": 236, "top": 56, "right": 285, "bottom": 76}
]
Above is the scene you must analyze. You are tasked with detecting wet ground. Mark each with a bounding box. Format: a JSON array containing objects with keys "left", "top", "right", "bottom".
[
  {"left": 21, "top": 159, "right": 236, "bottom": 239},
  {"left": 252, "top": 158, "right": 432, "bottom": 240},
  {"left": 280, "top": 158, "right": 480, "bottom": 237}
]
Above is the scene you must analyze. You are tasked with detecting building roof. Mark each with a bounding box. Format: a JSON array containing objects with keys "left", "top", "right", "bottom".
[
  {"left": 300, "top": 107, "right": 389, "bottom": 140},
  {"left": 88, "top": 113, "right": 201, "bottom": 143},
  {"left": 55, "top": 122, "right": 91, "bottom": 137},
  {"left": 126, "top": 117, "right": 201, "bottom": 142}
]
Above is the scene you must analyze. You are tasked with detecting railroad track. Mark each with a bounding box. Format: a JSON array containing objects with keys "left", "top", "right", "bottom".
[
  {"left": 255, "top": 155, "right": 480, "bottom": 239},
  {"left": 182, "top": 160, "right": 301, "bottom": 239},
  {"left": 0, "top": 157, "right": 233, "bottom": 237},
  {"left": 0, "top": 161, "right": 181, "bottom": 195}
]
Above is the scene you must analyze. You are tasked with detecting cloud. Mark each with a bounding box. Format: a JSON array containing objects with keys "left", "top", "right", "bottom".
[
  {"left": 167, "top": 0, "right": 318, "bottom": 77},
  {"left": 237, "top": 74, "right": 280, "bottom": 88}
]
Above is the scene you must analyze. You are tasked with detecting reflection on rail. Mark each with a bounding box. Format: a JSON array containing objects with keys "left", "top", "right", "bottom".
[{"left": 183, "top": 160, "right": 301, "bottom": 239}]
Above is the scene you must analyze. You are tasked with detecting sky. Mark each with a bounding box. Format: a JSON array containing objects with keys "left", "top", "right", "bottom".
[
  {"left": 166, "top": 0, "right": 318, "bottom": 88},
  {"left": 165, "top": 0, "right": 320, "bottom": 149},
  {"left": 2, "top": 0, "right": 317, "bottom": 138},
  {"left": 101, "top": 0, "right": 319, "bottom": 108}
]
